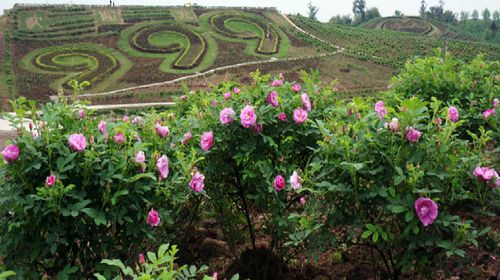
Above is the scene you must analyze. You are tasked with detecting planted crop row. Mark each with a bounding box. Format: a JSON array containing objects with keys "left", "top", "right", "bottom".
[
  {"left": 209, "top": 13, "right": 280, "bottom": 54},
  {"left": 47, "top": 11, "right": 93, "bottom": 18},
  {"left": 15, "top": 27, "right": 96, "bottom": 40}
]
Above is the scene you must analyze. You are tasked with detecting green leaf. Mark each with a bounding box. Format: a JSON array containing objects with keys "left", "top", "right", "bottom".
[
  {"left": 366, "top": 224, "right": 376, "bottom": 231},
  {"left": 388, "top": 187, "right": 396, "bottom": 198},
  {"left": 111, "top": 189, "right": 129, "bottom": 205},
  {"left": 453, "top": 249, "right": 465, "bottom": 258},
  {"left": 405, "top": 211, "right": 414, "bottom": 222},
  {"left": 437, "top": 241, "right": 453, "bottom": 250},
  {"left": 0, "top": 271, "right": 17, "bottom": 279},
  {"left": 361, "top": 230, "right": 372, "bottom": 239},
  {"left": 388, "top": 205, "right": 406, "bottom": 214},
  {"left": 147, "top": 252, "right": 157, "bottom": 263},
  {"left": 93, "top": 274, "right": 106, "bottom": 280},
  {"left": 158, "top": 244, "right": 169, "bottom": 258},
  {"left": 372, "top": 231, "right": 379, "bottom": 243},
  {"left": 101, "top": 259, "right": 126, "bottom": 271}
]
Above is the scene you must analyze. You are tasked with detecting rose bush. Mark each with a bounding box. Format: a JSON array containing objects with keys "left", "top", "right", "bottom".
[
  {"left": 390, "top": 51, "right": 499, "bottom": 137},
  {"left": 0, "top": 98, "right": 201, "bottom": 278},
  {"left": 0, "top": 53, "right": 497, "bottom": 279}
]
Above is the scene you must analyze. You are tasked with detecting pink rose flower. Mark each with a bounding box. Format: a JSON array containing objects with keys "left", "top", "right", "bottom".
[
  {"left": 211, "top": 100, "right": 217, "bottom": 107},
  {"left": 139, "top": 253, "right": 145, "bottom": 264},
  {"left": 301, "top": 93, "right": 311, "bottom": 112},
  {"left": 274, "top": 175, "right": 285, "bottom": 191},
  {"left": 135, "top": 151, "right": 146, "bottom": 172},
  {"left": 1, "top": 144, "right": 20, "bottom": 163},
  {"left": 473, "top": 166, "right": 496, "bottom": 181},
  {"left": 483, "top": 108, "right": 495, "bottom": 118},
  {"left": 68, "top": 134, "right": 86, "bottom": 152},
  {"left": 406, "top": 127, "right": 421, "bottom": 143},
  {"left": 300, "top": 197, "right": 307, "bottom": 206},
  {"left": 448, "top": 106, "right": 459, "bottom": 123},
  {"left": 182, "top": 132, "right": 192, "bottom": 145},
  {"left": 389, "top": 118, "right": 399, "bottom": 132},
  {"left": 212, "top": 272, "right": 218, "bottom": 280},
  {"left": 240, "top": 105, "right": 257, "bottom": 128},
  {"left": 493, "top": 98, "right": 499, "bottom": 107},
  {"left": 374, "top": 101, "right": 387, "bottom": 119},
  {"left": 147, "top": 208, "right": 160, "bottom": 227},
  {"left": 434, "top": 117, "right": 442, "bottom": 125},
  {"left": 233, "top": 87, "right": 241, "bottom": 94},
  {"left": 98, "top": 120, "right": 107, "bottom": 135},
  {"left": 293, "top": 108, "right": 308, "bottom": 124},
  {"left": 113, "top": 132, "right": 126, "bottom": 144},
  {"left": 220, "top": 108, "right": 236, "bottom": 125},
  {"left": 224, "top": 92, "right": 231, "bottom": 100},
  {"left": 123, "top": 116, "right": 129, "bottom": 122},
  {"left": 292, "top": 83, "right": 301, "bottom": 93},
  {"left": 45, "top": 174, "right": 56, "bottom": 187},
  {"left": 200, "top": 131, "right": 214, "bottom": 151},
  {"left": 415, "top": 197, "right": 438, "bottom": 227},
  {"left": 270, "top": 79, "right": 283, "bottom": 87},
  {"left": 155, "top": 123, "right": 170, "bottom": 138},
  {"left": 278, "top": 112, "right": 287, "bottom": 122},
  {"left": 156, "top": 155, "right": 169, "bottom": 180},
  {"left": 132, "top": 116, "right": 144, "bottom": 126},
  {"left": 78, "top": 109, "right": 85, "bottom": 119},
  {"left": 267, "top": 91, "right": 279, "bottom": 107},
  {"left": 252, "top": 123, "right": 263, "bottom": 133},
  {"left": 189, "top": 172, "right": 205, "bottom": 192},
  {"left": 290, "top": 171, "right": 302, "bottom": 190}
]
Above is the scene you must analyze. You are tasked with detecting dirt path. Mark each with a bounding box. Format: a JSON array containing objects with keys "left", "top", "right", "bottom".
[{"left": 281, "top": 14, "right": 344, "bottom": 52}]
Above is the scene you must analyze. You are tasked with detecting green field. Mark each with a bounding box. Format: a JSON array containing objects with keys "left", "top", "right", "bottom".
[{"left": 0, "top": 5, "right": 498, "bottom": 108}]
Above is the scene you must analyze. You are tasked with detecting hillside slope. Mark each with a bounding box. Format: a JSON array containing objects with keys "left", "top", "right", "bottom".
[{"left": 290, "top": 15, "right": 500, "bottom": 67}]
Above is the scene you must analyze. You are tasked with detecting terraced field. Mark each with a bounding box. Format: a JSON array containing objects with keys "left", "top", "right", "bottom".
[
  {"left": 290, "top": 15, "right": 500, "bottom": 67},
  {"left": 3, "top": 5, "right": 323, "bottom": 103},
  {"left": 2, "top": 5, "right": 499, "bottom": 108}
]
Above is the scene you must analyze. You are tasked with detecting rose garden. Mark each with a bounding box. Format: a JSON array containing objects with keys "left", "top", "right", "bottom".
[{"left": 0, "top": 50, "right": 498, "bottom": 279}]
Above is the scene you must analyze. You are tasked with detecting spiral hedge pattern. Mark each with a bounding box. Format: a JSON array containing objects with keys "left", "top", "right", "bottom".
[
  {"left": 209, "top": 13, "right": 280, "bottom": 54},
  {"left": 380, "top": 18, "right": 434, "bottom": 35},
  {"left": 126, "top": 22, "right": 207, "bottom": 70},
  {"left": 21, "top": 43, "right": 130, "bottom": 92}
]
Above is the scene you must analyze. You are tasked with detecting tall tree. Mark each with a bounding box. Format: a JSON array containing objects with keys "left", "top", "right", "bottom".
[
  {"left": 471, "top": 9, "right": 479, "bottom": 21},
  {"left": 395, "top": 10, "right": 402, "bottom": 17},
  {"left": 366, "top": 7, "right": 381, "bottom": 21},
  {"left": 307, "top": 1, "right": 319, "bottom": 20},
  {"left": 352, "top": 0, "right": 366, "bottom": 22},
  {"left": 482, "top": 8, "right": 491, "bottom": 21},
  {"left": 419, "top": 0, "right": 427, "bottom": 18},
  {"left": 459, "top": 11, "right": 469, "bottom": 23},
  {"left": 493, "top": 11, "right": 500, "bottom": 22}
]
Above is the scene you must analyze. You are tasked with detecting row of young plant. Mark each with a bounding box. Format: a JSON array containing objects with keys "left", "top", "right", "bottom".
[{"left": 0, "top": 53, "right": 498, "bottom": 279}]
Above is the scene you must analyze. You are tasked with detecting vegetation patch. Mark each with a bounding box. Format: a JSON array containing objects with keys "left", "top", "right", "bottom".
[
  {"left": 209, "top": 12, "right": 280, "bottom": 54},
  {"left": 20, "top": 43, "right": 131, "bottom": 93},
  {"left": 120, "top": 21, "right": 213, "bottom": 72}
]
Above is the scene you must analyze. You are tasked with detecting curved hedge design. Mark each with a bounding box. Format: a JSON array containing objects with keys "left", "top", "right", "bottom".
[
  {"left": 20, "top": 43, "right": 131, "bottom": 92},
  {"left": 381, "top": 18, "right": 433, "bottom": 34},
  {"left": 123, "top": 21, "right": 208, "bottom": 70},
  {"left": 209, "top": 13, "right": 280, "bottom": 54}
]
